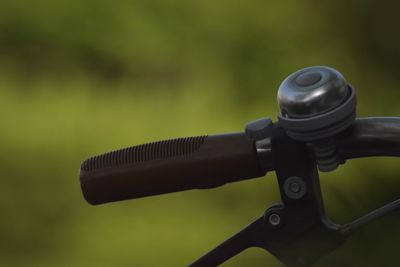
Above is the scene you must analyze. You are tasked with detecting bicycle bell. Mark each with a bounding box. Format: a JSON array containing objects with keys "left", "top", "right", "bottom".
[{"left": 277, "top": 66, "right": 356, "bottom": 141}]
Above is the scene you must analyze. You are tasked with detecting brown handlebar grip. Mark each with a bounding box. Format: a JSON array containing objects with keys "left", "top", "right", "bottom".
[{"left": 79, "top": 132, "right": 265, "bottom": 205}]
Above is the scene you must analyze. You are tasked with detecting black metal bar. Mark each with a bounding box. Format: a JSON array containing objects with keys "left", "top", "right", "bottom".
[
  {"left": 188, "top": 217, "right": 264, "bottom": 267},
  {"left": 341, "top": 198, "right": 400, "bottom": 236},
  {"left": 337, "top": 117, "right": 400, "bottom": 160}
]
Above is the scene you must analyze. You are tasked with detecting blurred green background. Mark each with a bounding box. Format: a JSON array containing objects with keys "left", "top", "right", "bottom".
[{"left": 1, "top": 0, "right": 400, "bottom": 266}]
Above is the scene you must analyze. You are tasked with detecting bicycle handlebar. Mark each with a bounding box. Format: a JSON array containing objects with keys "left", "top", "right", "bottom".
[
  {"left": 79, "top": 117, "right": 400, "bottom": 205},
  {"left": 80, "top": 132, "right": 265, "bottom": 205},
  {"left": 337, "top": 117, "right": 400, "bottom": 159}
]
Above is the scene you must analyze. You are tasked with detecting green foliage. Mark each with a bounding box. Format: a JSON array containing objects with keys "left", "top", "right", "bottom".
[{"left": 0, "top": 0, "right": 400, "bottom": 266}]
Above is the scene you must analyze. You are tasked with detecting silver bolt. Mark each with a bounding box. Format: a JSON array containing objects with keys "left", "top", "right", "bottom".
[
  {"left": 284, "top": 176, "right": 307, "bottom": 199},
  {"left": 268, "top": 213, "right": 281, "bottom": 226},
  {"left": 290, "top": 182, "right": 301, "bottom": 193}
]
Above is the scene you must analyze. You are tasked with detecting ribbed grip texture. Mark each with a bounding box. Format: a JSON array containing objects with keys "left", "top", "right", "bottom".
[
  {"left": 81, "top": 136, "right": 207, "bottom": 171},
  {"left": 80, "top": 132, "right": 266, "bottom": 205}
]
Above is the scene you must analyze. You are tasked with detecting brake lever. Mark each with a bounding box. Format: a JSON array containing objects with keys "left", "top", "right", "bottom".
[
  {"left": 190, "top": 203, "right": 346, "bottom": 267},
  {"left": 192, "top": 195, "right": 400, "bottom": 267}
]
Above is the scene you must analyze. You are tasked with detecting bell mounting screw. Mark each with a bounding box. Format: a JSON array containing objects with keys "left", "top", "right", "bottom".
[{"left": 277, "top": 66, "right": 357, "bottom": 171}]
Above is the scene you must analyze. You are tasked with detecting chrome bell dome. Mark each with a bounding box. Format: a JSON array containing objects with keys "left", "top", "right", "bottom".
[
  {"left": 277, "top": 66, "right": 349, "bottom": 119},
  {"left": 276, "top": 66, "right": 356, "bottom": 142}
]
